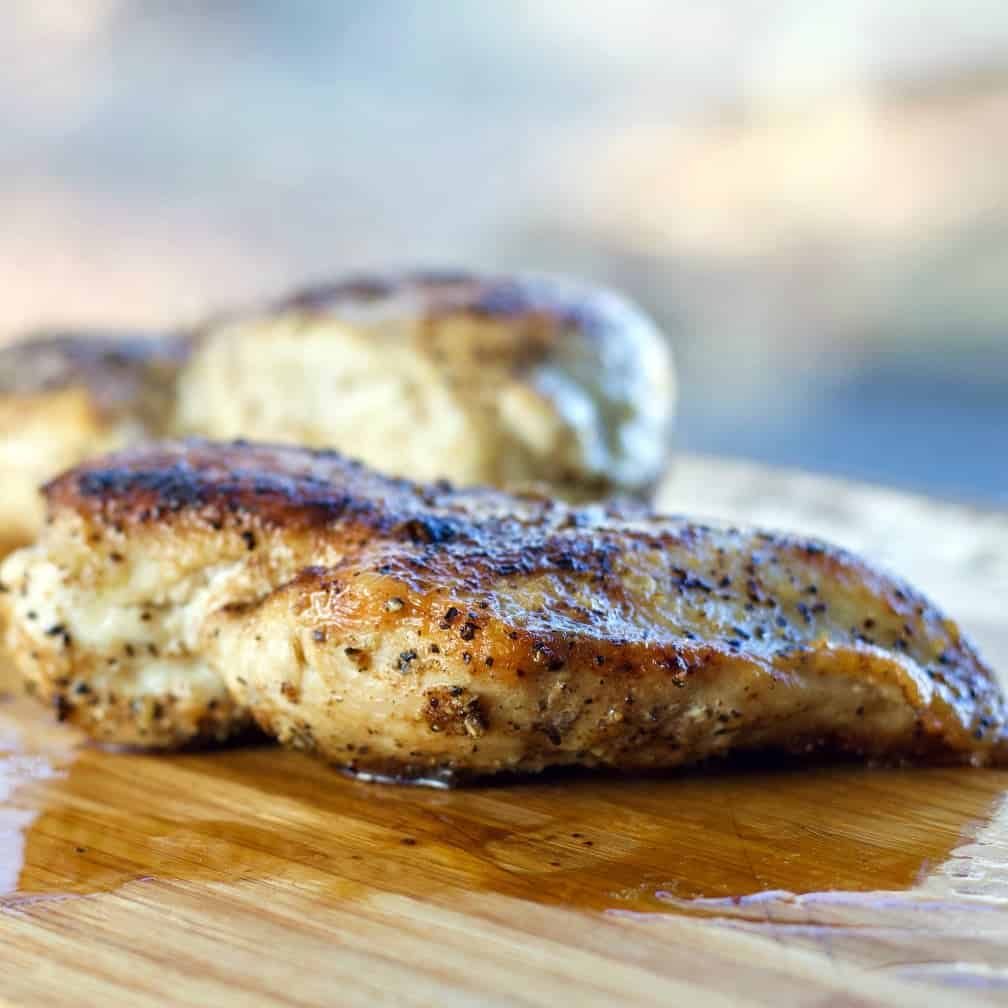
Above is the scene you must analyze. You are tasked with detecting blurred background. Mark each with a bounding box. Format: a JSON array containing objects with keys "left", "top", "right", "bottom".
[{"left": 2, "top": 1, "right": 1005, "bottom": 504}]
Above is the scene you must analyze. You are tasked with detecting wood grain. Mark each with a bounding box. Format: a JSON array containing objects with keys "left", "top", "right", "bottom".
[{"left": 1, "top": 455, "right": 1006, "bottom": 1006}]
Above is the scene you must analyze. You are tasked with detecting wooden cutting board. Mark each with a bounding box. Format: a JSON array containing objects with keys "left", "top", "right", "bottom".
[{"left": 2, "top": 455, "right": 1006, "bottom": 1007}]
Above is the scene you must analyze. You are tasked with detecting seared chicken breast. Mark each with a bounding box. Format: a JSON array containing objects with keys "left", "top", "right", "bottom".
[
  {"left": 175, "top": 271, "right": 676, "bottom": 501},
  {"left": 0, "top": 333, "right": 187, "bottom": 553},
  {"left": 0, "top": 441, "right": 541, "bottom": 746},
  {"left": 2, "top": 440, "right": 1003, "bottom": 781}
]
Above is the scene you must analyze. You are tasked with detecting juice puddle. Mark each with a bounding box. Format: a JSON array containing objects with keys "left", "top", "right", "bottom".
[
  {"left": 606, "top": 796, "right": 1008, "bottom": 994},
  {"left": 3, "top": 694, "right": 1008, "bottom": 918}
]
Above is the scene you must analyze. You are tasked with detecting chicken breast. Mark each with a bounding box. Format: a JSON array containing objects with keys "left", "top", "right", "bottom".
[
  {"left": 0, "top": 440, "right": 539, "bottom": 746},
  {"left": 2, "top": 440, "right": 1003, "bottom": 781},
  {"left": 0, "top": 333, "right": 187, "bottom": 554},
  {"left": 175, "top": 271, "right": 676, "bottom": 501}
]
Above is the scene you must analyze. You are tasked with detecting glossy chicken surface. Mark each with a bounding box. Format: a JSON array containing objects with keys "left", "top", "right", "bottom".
[{"left": 1, "top": 440, "right": 1003, "bottom": 780}]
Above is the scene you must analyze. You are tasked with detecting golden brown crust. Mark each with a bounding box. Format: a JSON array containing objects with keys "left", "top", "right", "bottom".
[
  {"left": 8, "top": 439, "right": 1005, "bottom": 778},
  {"left": 44, "top": 438, "right": 562, "bottom": 540}
]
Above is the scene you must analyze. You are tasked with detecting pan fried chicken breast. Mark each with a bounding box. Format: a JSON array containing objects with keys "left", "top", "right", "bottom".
[
  {"left": 0, "top": 333, "right": 187, "bottom": 554},
  {"left": 175, "top": 271, "right": 675, "bottom": 501},
  {"left": 2, "top": 440, "right": 1003, "bottom": 779},
  {"left": 212, "top": 506, "right": 1006, "bottom": 781},
  {"left": 0, "top": 441, "right": 541, "bottom": 746}
]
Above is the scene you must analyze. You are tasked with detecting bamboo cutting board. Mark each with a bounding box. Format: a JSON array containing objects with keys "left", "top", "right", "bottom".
[{"left": 2, "top": 455, "right": 1007, "bottom": 1007}]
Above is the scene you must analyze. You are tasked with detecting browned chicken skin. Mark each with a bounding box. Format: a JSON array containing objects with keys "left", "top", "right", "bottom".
[{"left": 2, "top": 440, "right": 1004, "bottom": 781}]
